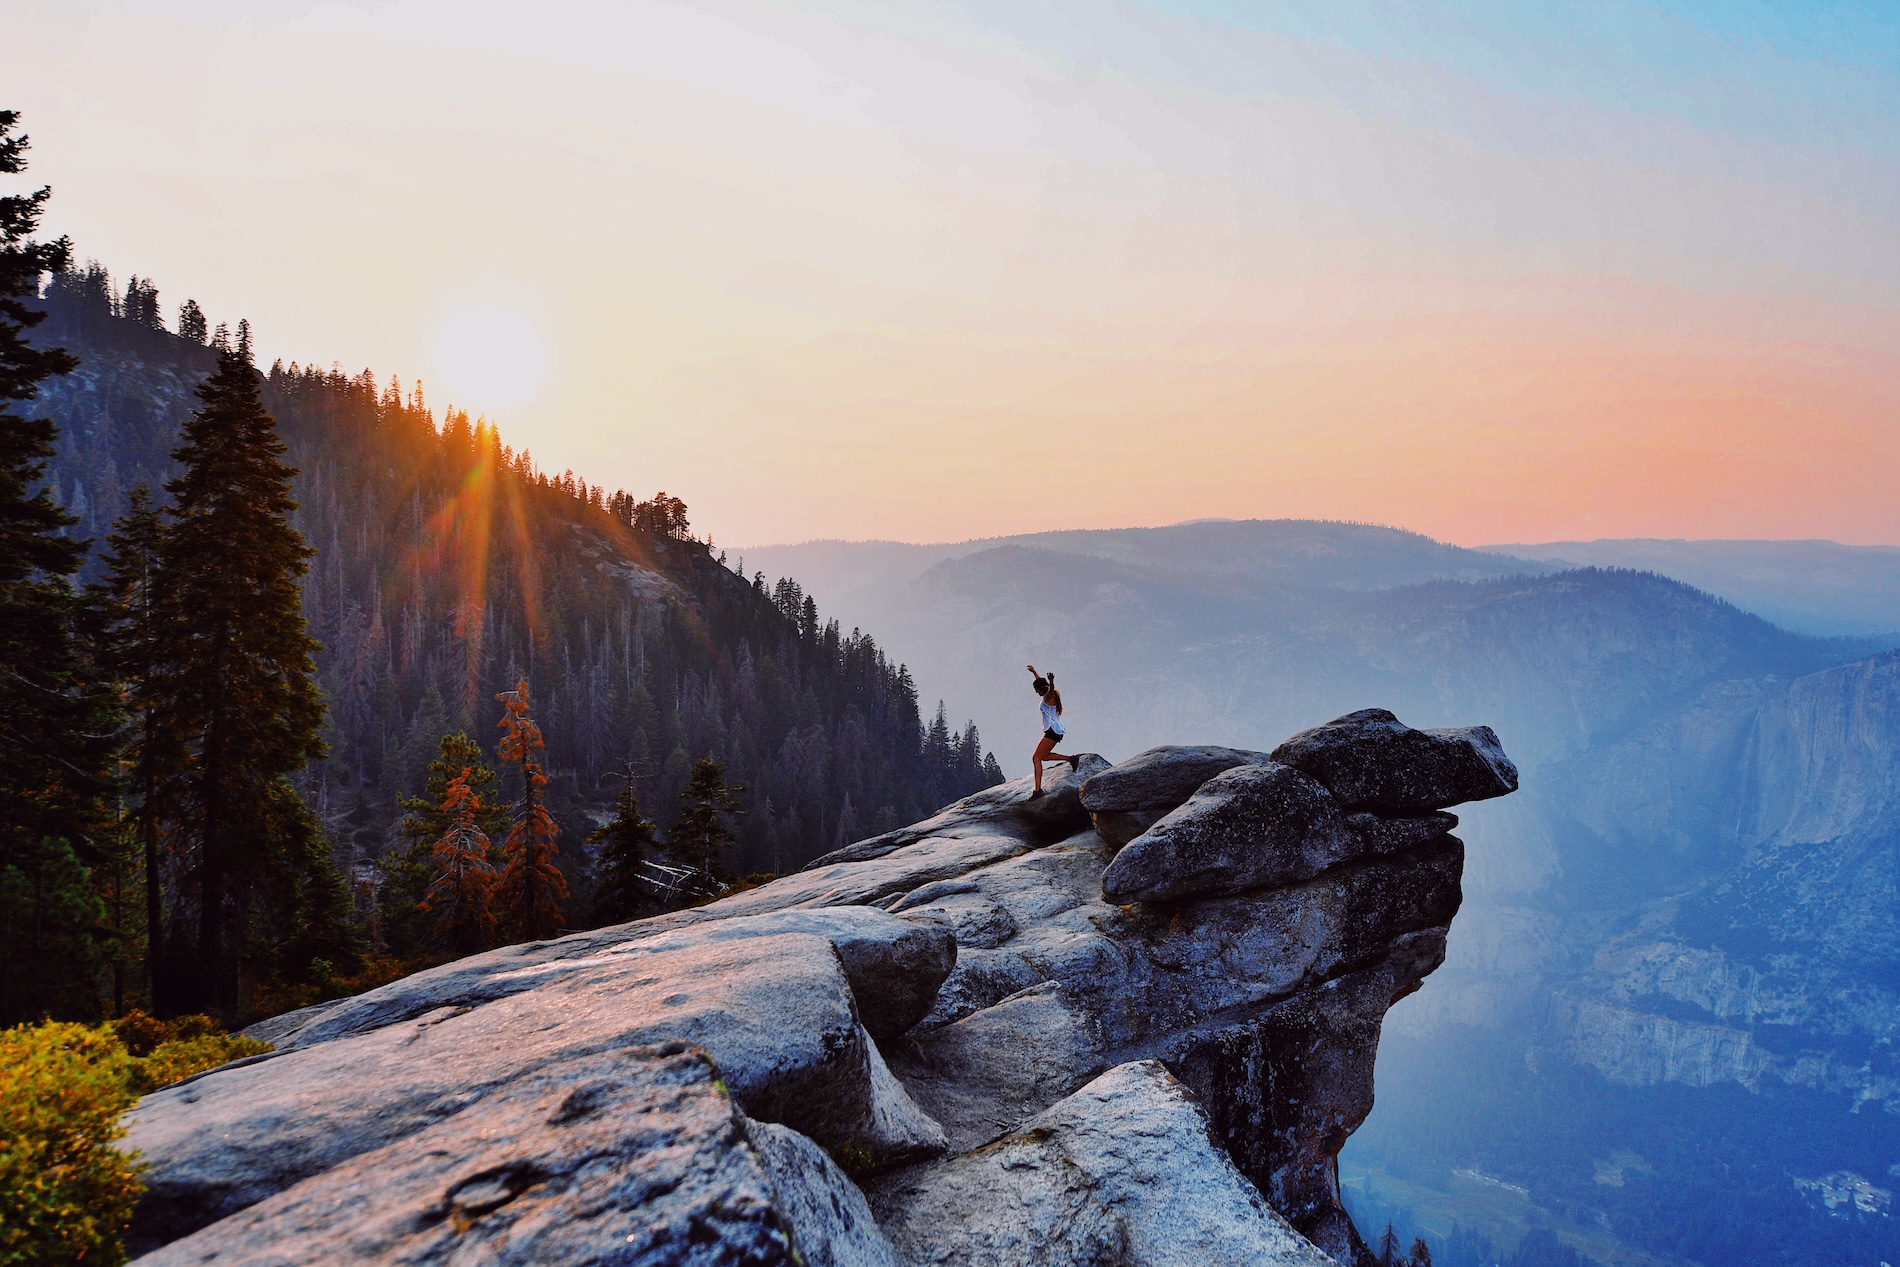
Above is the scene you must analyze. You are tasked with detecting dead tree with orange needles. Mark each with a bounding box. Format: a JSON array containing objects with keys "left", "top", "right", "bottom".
[
  {"left": 420, "top": 768, "right": 498, "bottom": 953},
  {"left": 494, "top": 680, "right": 567, "bottom": 941}
]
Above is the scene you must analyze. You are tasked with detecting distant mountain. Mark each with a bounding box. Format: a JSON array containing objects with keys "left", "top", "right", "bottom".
[
  {"left": 744, "top": 520, "right": 1553, "bottom": 614},
  {"left": 32, "top": 266, "right": 1001, "bottom": 921},
  {"left": 744, "top": 519, "right": 1900, "bottom": 1267},
  {"left": 1482, "top": 538, "right": 1900, "bottom": 637}
]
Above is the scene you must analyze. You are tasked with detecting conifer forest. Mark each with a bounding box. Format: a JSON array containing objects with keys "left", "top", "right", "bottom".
[{"left": 0, "top": 111, "right": 1001, "bottom": 1027}]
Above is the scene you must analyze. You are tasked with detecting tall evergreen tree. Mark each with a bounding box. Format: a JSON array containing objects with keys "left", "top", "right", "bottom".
[
  {"left": 0, "top": 110, "right": 119, "bottom": 1024},
  {"left": 586, "top": 766, "right": 659, "bottom": 926},
  {"left": 666, "top": 757, "right": 745, "bottom": 887},
  {"left": 96, "top": 485, "right": 169, "bottom": 1003},
  {"left": 493, "top": 681, "right": 565, "bottom": 941},
  {"left": 151, "top": 326, "right": 327, "bottom": 1016}
]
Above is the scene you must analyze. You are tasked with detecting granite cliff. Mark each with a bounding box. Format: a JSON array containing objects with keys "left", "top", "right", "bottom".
[
  {"left": 1557, "top": 648, "right": 1900, "bottom": 1107},
  {"left": 121, "top": 710, "right": 1516, "bottom": 1266}
]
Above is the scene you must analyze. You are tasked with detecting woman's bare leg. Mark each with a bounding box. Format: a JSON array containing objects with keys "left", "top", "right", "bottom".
[
  {"left": 1032, "top": 735, "right": 1057, "bottom": 791},
  {"left": 1031, "top": 735, "right": 1073, "bottom": 792}
]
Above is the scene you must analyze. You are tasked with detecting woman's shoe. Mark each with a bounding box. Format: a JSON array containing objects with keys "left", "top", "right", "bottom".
[
  {"left": 1067, "top": 755, "right": 1081, "bottom": 770},
  {"left": 1027, "top": 788, "right": 1045, "bottom": 800}
]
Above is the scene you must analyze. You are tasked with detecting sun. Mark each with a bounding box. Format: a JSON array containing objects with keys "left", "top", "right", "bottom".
[{"left": 429, "top": 303, "right": 550, "bottom": 412}]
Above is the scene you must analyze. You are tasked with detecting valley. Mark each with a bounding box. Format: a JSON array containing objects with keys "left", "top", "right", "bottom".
[{"left": 745, "top": 522, "right": 1900, "bottom": 1265}]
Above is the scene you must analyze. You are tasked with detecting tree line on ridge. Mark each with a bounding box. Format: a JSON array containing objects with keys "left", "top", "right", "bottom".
[{"left": 0, "top": 109, "right": 1001, "bottom": 1027}]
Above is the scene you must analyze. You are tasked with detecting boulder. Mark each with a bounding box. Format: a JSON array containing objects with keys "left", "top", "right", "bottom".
[
  {"left": 251, "top": 905, "right": 955, "bottom": 1052},
  {"left": 1100, "top": 762, "right": 1357, "bottom": 904},
  {"left": 887, "top": 826, "right": 1465, "bottom": 1154},
  {"left": 744, "top": 1121, "right": 900, "bottom": 1267},
  {"left": 138, "top": 1043, "right": 799, "bottom": 1267},
  {"left": 803, "top": 757, "right": 1111, "bottom": 870},
  {"left": 865, "top": 1060, "right": 1336, "bottom": 1267},
  {"left": 128, "top": 928, "right": 944, "bottom": 1250},
  {"left": 1079, "top": 745, "right": 1272, "bottom": 847},
  {"left": 1163, "top": 940, "right": 1452, "bottom": 1263},
  {"left": 1269, "top": 708, "right": 1517, "bottom": 813}
]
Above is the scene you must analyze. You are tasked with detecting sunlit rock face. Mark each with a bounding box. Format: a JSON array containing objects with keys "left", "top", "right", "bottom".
[{"left": 124, "top": 710, "right": 1514, "bottom": 1267}]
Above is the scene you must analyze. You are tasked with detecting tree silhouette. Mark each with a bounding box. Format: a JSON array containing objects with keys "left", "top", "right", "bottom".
[
  {"left": 666, "top": 757, "right": 746, "bottom": 888},
  {"left": 493, "top": 681, "right": 566, "bottom": 940},
  {"left": 176, "top": 298, "right": 207, "bottom": 344},
  {"left": 0, "top": 110, "right": 120, "bottom": 1024},
  {"left": 150, "top": 326, "right": 328, "bottom": 1015},
  {"left": 96, "top": 485, "right": 171, "bottom": 1003},
  {"left": 587, "top": 766, "right": 660, "bottom": 925}
]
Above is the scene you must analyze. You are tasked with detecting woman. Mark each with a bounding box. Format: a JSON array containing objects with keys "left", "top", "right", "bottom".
[{"left": 1026, "top": 663, "right": 1079, "bottom": 798}]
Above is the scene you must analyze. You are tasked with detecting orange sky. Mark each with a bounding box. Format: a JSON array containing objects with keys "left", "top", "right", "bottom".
[{"left": 11, "top": 1, "right": 1900, "bottom": 546}]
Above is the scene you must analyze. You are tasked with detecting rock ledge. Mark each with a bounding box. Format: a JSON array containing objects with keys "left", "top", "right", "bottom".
[{"left": 126, "top": 710, "right": 1514, "bottom": 1267}]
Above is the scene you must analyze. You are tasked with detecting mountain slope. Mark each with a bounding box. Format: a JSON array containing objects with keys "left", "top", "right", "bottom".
[
  {"left": 33, "top": 268, "right": 1001, "bottom": 919},
  {"left": 1482, "top": 537, "right": 1900, "bottom": 637}
]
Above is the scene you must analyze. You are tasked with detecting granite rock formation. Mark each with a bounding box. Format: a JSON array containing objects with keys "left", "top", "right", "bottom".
[{"left": 124, "top": 710, "right": 1515, "bottom": 1266}]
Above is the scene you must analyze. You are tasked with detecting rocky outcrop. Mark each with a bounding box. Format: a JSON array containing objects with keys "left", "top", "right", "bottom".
[
  {"left": 1079, "top": 744, "right": 1272, "bottom": 847},
  {"left": 1269, "top": 708, "right": 1518, "bottom": 814},
  {"left": 867, "top": 1061, "right": 1335, "bottom": 1266},
  {"left": 1102, "top": 762, "right": 1359, "bottom": 903},
  {"left": 124, "top": 710, "right": 1513, "bottom": 1266},
  {"left": 140, "top": 1043, "right": 805, "bottom": 1266}
]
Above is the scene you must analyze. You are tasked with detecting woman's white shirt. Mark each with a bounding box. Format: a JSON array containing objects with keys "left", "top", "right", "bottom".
[{"left": 1040, "top": 700, "right": 1065, "bottom": 736}]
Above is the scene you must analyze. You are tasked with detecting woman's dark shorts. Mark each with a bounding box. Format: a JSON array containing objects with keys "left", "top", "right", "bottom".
[{"left": 1044, "top": 728, "right": 1065, "bottom": 743}]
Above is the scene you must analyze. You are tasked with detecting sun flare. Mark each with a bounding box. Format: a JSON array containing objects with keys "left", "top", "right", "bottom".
[{"left": 428, "top": 303, "right": 549, "bottom": 413}]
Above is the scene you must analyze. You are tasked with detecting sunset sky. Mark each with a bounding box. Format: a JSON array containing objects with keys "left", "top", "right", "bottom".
[{"left": 12, "top": 1, "right": 1900, "bottom": 546}]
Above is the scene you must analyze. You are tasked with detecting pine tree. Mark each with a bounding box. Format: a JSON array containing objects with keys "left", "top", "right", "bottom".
[
  {"left": 420, "top": 769, "right": 497, "bottom": 953},
  {"left": 150, "top": 325, "right": 326, "bottom": 1016},
  {"left": 666, "top": 757, "right": 745, "bottom": 887},
  {"left": 493, "top": 681, "right": 565, "bottom": 941},
  {"left": 268, "top": 784, "right": 360, "bottom": 989},
  {"left": 396, "top": 732, "right": 508, "bottom": 847},
  {"left": 1379, "top": 1224, "right": 1402, "bottom": 1267},
  {"left": 0, "top": 110, "right": 120, "bottom": 1024},
  {"left": 586, "top": 766, "right": 659, "bottom": 926},
  {"left": 95, "top": 485, "right": 170, "bottom": 1004},
  {"left": 378, "top": 729, "right": 507, "bottom": 957},
  {"left": 1408, "top": 1237, "right": 1433, "bottom": 1267},
  {"left": 176, "top": 299, "right": 207, "bottom": 345}
]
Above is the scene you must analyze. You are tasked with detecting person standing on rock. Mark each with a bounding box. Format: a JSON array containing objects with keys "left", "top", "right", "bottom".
[{"left": 1027, "top": 664, "right": 1080, "bottom": 798}]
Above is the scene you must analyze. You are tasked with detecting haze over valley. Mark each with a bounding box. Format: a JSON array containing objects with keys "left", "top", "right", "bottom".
[{"left": 745, "top": 521, "right": 1900, "bottom": 1264}]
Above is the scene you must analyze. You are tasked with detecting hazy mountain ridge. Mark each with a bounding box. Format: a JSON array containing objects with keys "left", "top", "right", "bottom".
[{"left": 1482, "top": 538, "right": 1900, "bottom": 637}]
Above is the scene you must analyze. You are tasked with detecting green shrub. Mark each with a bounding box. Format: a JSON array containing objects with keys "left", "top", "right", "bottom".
[
  {"left": 0, "top": 1014, "right": 276, "bottom": 1265},
  {"left": 109, "top": 1011, "right": 271, "bottom": 1093},
  {"left": 0, "top": 1022, "right": 143, "bottom": 1267},
  {"left": 129, "top": 1032, "right": 272, "bottom": 1095}
]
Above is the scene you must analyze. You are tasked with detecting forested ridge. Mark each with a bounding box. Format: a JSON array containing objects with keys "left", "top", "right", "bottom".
[{"left": 12, "top": 257, "right": 1000, "bottom": 1021}]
